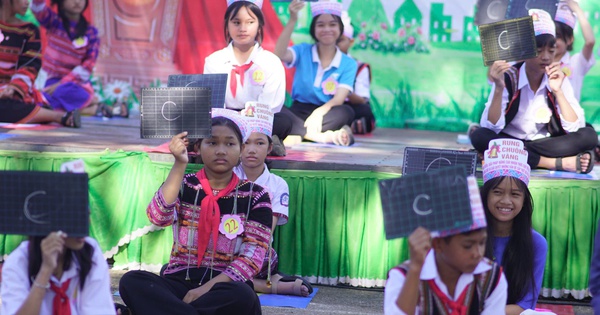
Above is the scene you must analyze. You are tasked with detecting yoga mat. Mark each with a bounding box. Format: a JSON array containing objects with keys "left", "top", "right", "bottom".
[
  {"left": 530, "top": 169, "right": 599, "bottom": 180},
  {"left": 259, "top": 288, "right": 319, "bottom": 309},
  {"left": 0, "top": 133, "right": 18, "bottom": 140},
  {"left": 0, "top": 123, "right": 58, "bottom": 131},
  {"left": 535, "top": 304, "right": 574, "bottom": 315},
  {"left": 142, "top": 141, "right": 198, "bottom": 155},
  {"left": 142, "top": 141, "right": 171, "bottom": 153}
]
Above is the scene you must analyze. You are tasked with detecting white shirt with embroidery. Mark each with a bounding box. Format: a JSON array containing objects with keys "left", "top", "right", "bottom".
[
  {"left": 384, "top": 250, "right": 507, "bottom": 315},
  {"left": 1, "top": 237, "right": 115, "bottom": 315},
  {"left": 559, "top": 51, "right": 596, "bottom": 101},
  {"left": 204, "top": 42, "right": 286, "bottom": 113},
  {"left": 234, "top": 164, "right": 289, "bottom": 225},
  {"left": 480, "top": 63, "right": 585, "bottom": 140}
]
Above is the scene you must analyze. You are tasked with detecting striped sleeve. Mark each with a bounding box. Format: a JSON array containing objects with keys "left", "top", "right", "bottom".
[
  {"left": 10, "top": 25, "right": 41, "bottom": 100},
  {"left": 146, "top": 187, "right": 179, "bottom": 227}
]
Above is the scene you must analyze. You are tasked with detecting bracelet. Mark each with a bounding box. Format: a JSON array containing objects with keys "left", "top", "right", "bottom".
[{"left": 32, "top": 280, "right": 50, "bottom": 290}]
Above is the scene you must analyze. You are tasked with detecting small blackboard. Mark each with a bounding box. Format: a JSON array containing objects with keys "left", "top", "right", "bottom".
[
  {"left": 379, "top": 166, "right": 473, "bottom": 240},
  {"left": 478, "top": 16, "right": 537, "bottom": 66},
  {"left": 506, "top": 0, "right": 558, "bottom": 20},
  {"left": 0, "top": 171, "right": 89, "bottom": 237},
  {"left": 168, "top": 74, "right": 228, "bottom": 109},
  {"left": 140, "top": 87, "right": 212, "bottom": 139},
  {"left": 475, "top": 0, "right": 510, "bottom": 25},
  {"left": 402, "top": 147, "right": 477, "bottom": 176}
]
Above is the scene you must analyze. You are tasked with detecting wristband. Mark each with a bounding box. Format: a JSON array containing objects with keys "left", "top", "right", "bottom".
[{"left": 32, "top": 280, "right": 50, "bottom": 290}]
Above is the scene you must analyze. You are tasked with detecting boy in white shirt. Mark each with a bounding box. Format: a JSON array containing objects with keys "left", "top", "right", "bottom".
[{"left": 470, "top": 9, "right": 597, "bottom": 174}]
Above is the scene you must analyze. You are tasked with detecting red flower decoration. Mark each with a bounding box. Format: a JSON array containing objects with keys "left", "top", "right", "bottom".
[
  {"left": 381, "top": 23, "right": 388, "bottom": 30},
  {"left": 359, "top": 33, "right": 366, "bottom": 41},
  {"left": 417, "top": 27, "right": 422, "bottom": 35},
  {"left": 405, "top": 23, "right": 411, "bottom": 29},
  {"left": 372, "top": 31, "right": 380, "bottom": 40},
  {"left": 398, "top": 29, "right": 406, "bottom": 37},
  {"left": 407, "top": 36, "right": 415, "bottom": 45}
]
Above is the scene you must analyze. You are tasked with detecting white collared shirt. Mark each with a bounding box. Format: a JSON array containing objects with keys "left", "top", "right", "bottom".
[
  {"left": 480, "top": 63, "right": 585, "bottom": 140},
  {"left": 559, "top": 51, "right": 596, "bottom": 101},
  {"left": 234, "top": 164, "right": 289, "bottom": 225},
  {"left": 384, "top": 250, "right": 507, "bottom": 315},
  {"left": 1, "top": 237, "right": 116, "bottom": 315},
  {"left": 354, "top": 63, "right": 371, "bottom": 99},
  {"left": 204, "top": 42, "right": 286, "bottom": 113}
]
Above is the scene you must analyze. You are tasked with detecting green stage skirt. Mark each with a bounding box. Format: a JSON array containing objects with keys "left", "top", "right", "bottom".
[{"left": 0, "top": 150, "right": 597, "bottom": 299}]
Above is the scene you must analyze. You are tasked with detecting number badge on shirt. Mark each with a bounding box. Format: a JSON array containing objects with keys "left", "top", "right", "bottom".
[
  {"left": 250, "top": 68, "right": 266, "bottom": 86},
  {"left": 219, "top": 214, "right": 245, "bottom": 240}
]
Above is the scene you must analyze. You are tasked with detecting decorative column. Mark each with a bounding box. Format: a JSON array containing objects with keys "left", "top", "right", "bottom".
[{"left": 91, "top": 0, "right": 181, "bottom": 90}]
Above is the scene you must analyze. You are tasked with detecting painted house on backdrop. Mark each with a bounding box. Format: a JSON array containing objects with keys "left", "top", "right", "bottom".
[
  {"left": 394, "top": 0, "right": 422, "bottom": 32},
  {"left": 463, "top": 9, "right": 479, "bottom": 43},
  {"left": 348, "top": 0, "right": 390, "bottom": 30}
]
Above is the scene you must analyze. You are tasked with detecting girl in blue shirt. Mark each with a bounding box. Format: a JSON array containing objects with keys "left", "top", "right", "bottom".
[
  {"left": 481, "top": 139, "right": 548, "bottom": 315},
  {"left": 274, "top": 0, "right": 357, "bottom": 146}
]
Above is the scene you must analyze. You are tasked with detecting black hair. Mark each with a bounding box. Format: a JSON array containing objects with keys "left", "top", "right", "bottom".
[
  {"left": 245, "top": 132, "right": 274, "bottom": 169},
  {"left": 481, "top": 176, "right": 535, "bottom": 305},
  {"left": 535, "top": 33, "right": 556, "bottom": 49},
  {"left": 224, "top": 1, "right": 264, "bottom": 45},
  {"left": 555, "top": 21, "right": 574, "bottom": 51},
  {"left": 309, "top": 14, "right": 344, "bottom": 43},
  {"left": 442, "top": 227, "right": 486, "bottom": 243},
  {"left": 51, "top": 0, "right": 90, "bottom": 40},
  {"left": 199, "top": 116, "right": 244, "bottom": 150},
  {"left": 28, "top": 236, "right": 94, "bottom": 290}
]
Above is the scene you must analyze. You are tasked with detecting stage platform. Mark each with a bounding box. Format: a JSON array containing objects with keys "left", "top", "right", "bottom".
[{"left": 0, "top": 113, "right": 598, "bottom": 301}]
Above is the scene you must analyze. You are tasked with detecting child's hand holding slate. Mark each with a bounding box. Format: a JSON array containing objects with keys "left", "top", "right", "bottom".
[
  {"left": 169, "top": 132, "right": 189, "bottom": 164},
  {"left": 408, "top": 227, "right": 432, "bottom": 270}
]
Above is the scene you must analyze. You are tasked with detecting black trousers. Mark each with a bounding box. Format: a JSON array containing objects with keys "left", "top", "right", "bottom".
[
  {"left": 272, "top": 111, "right": 293, "bottom": 141},
  {"left": 119, "top": 269, "right": 261, "bottom": 315},
  {"left": 470, "top": 125, "right": 598, "bottom": 167},
  {"left": 274, "top": 101, "right": 355, "bottom": 137},
  {"left": 347, "top": 101, "right": 376, "bottom": 133}
]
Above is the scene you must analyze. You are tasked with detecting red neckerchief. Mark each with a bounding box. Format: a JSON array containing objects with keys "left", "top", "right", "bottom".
[
  {"left": 428, "top": 279, "right": 470, "bottom": 315},
  {"left": 50, "top": 279, "right": 71, "bottom": 315},
  {"left": 230, "top": 61, "right": 254, "bottom": 98},
  {"left": 195, "top": 168, "right": 239, "bottom": 265}
]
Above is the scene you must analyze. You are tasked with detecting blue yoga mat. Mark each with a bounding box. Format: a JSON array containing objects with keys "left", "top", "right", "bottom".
[
  {"left": 0, "top": 133, "right": 18, "bottom": 141},
  {"left": 259, "top": 288, "right": 319, "bottom": 309}
]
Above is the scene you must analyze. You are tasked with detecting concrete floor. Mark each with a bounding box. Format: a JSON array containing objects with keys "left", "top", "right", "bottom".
[{"left": 109, "top": 270, "right": 594, "bottom": 314}]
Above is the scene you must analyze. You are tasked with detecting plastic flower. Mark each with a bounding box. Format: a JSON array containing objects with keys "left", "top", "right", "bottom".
[
  {"left": 359, "top": 33, "right": 366, "bottom": 41},
  {"left": 407, "top": 36, "right": 415, "bottom": 45},
  {"left": 104, "top": 80, "right": 131, "bottom": 102},
  {"left": 398, "top": 29, "right": 406, "bottom": 37}
]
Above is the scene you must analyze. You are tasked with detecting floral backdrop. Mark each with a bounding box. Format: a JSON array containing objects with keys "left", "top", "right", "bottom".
[{"left": 272, "top": 0, "right": 600, "bottom": 132}]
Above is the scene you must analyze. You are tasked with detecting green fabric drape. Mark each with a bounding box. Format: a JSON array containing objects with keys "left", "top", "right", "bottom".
[{"left": 0, "top": 150, "right": 598, "bottom": 298}]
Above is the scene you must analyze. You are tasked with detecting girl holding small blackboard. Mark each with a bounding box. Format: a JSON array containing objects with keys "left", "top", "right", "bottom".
[{"left": 119, "top": 110, "right": 272, "bottom": 315}]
